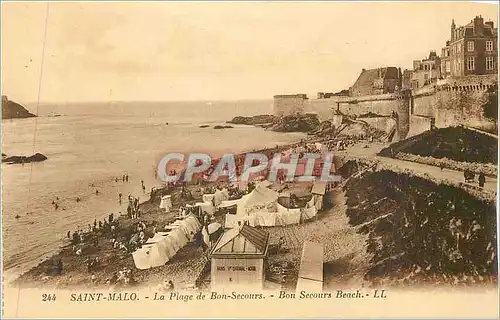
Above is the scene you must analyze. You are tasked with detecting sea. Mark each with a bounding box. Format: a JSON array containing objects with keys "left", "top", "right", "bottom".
[{"left": 1, "top": 100, "right": 306, "bottom": 281}]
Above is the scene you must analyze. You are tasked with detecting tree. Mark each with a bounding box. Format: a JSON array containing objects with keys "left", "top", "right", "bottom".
[{"left": 482, "top": 83, "right": 498, "bottom": 131}]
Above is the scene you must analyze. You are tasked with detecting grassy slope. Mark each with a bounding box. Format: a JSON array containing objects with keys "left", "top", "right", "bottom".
[{"left": 378, "top": 126, "right": 497, "bottom": 164}]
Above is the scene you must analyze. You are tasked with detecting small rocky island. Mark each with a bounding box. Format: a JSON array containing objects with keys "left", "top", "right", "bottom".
[
  {"left": 227, "top": 114, "right": 277, "bottom": 126},
  {"left": 227, "top": 113, "right": 323, "bottom": 133},
  {"left": 2, "top": 153, "right": 48, "bottom": 164},
  {"left": 2, "top": 95, "right": 36, "bottom": 119}
]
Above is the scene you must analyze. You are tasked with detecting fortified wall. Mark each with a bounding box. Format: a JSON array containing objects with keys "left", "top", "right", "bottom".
[
  {"left": 273, "top": 75, "right": 497, "bottom": 141},
  {"left": 410, "top": 75, "right": 497, "bottom": 135}
]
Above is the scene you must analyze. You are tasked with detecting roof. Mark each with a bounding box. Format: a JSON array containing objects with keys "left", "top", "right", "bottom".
[
  {"left": 298, "top": 241, "right": 324, "bottom": 282},
  {"left": 242, "top": 184, "right": 278, "bottom": 208},
  {"left": 350, "top": 67, "right": 400, "bottom": 96},
  {"left": 311, "top": 181, "right": 327, "bottom": 195},
  {"left": 211, "top": 224, "right": 269, "bottom": 258}
]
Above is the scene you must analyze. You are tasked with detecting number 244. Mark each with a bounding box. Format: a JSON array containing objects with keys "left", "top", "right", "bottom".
[{"left": 41, "top": 294, "right": 56, "bottom": 302}]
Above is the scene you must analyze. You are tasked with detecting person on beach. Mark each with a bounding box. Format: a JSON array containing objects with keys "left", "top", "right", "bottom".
[
  {"left": 115, "top": 177, "right": 118, "bottom": 183},
  {"left": 126, "top": 175, "right": 129, "bottom": 182},
  {"left": 98, "top": 220, "right": 102, "bottom": 229},
  {"left": 54, "top": 203, "right": 59, "bottom": 210},
  {"left": 122, "top": 175, "right": 125, "bottom": 182},
  {"left": 67, "top": 231, "right": 71, "bottom": 239},
  {"left": 478, "top": 173, "right": 486, "bottom": 188},
  {"left": 119, "top": 192, "right": 122, "bottom": 204},
  {"left": 76, "top": 197, "right": 81, "bottom": 202},
  {"left": 142, "top": 184, "right": 146, "bottom": 195},
  {"left": 93, "top": 219, "right": 97, "bottom": 230},
  {"left": 57, "top": 258, "right": 63, "bottom": 274},
  {"left": 95, "top": 189, "right": 99, "bottom": 195}
]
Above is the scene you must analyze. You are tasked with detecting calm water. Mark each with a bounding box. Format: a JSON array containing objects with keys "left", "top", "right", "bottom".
[{"left": 1, "top": 100, "right": 305, "bottom": 279}]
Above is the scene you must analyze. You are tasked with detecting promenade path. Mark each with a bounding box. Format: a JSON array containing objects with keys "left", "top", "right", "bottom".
[{"left": 337, "top": 143, "right": 497, "bottom": 193}]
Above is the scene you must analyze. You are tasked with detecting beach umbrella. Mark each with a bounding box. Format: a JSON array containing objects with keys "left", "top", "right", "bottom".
[{"left": 207, "top": 222, "right": 222, "bottom": 235}]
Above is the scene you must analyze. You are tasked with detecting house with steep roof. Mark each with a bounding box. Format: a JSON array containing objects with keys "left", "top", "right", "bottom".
[
  {"left": 441, "top": 16, "right": 498, "bottom": 78},
  {"left": 210, "top": 224, "right": 270, "bottom": 290},
  {"left": 349, "top": 67, "right": 402, "bottom": 97}
]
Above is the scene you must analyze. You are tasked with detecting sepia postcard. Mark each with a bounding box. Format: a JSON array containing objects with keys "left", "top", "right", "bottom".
[{"left": 1, "top": 1, "right": 499, "bottom": 318}]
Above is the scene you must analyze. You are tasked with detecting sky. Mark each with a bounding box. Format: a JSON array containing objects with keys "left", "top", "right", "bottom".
[{"left": 1, "top": 1, "right": 498, "bottom": 104}]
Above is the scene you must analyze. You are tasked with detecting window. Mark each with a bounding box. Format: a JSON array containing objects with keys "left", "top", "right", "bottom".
[
  {"left": 467, "top": 41, "right": 474, "bottom": 52},
  {"left": 486, "top": 56, "right": 495, "bottom": 70},
  {"left": 446, "top": 61, "right": 451, "bottom": 73},
  {"left": 458, "top": 43, "right": 461, "bottom": 53},
  {"left": 458, "top": 58, "right": 461, "bottom": 71},
  {"left": 486, "top": 41, "right": 493, "bottom": 52},
  {"left": 467, "top": 56, "right": 475, "bottom": 70}
]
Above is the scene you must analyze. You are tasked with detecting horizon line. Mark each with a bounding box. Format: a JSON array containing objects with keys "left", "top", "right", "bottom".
[{"left": 16, "top": 98, "right": 278, "bottom": 106}]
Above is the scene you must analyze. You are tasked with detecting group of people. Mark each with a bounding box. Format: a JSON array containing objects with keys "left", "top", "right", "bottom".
[
  {"left": 90, "top": 267, "right": 137, "bottom": 287},
  {"left": 126, "top": 194, "right": 141, "bottom": 219},
  {"left": 463, "top": 170, "right": 486, "bottom": 188},
  {"left": 116, "top": 174, "right": 130, "bottom": 183},
  {"left": 67, "top": 213, "right": 116, "bottom": 250}
]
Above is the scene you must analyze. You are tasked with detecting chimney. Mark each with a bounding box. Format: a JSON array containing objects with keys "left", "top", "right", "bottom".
[
  {"left": 451, "top": 19, "right": 456, "bottom": 41},
  {"left": 485, "top": 21, "right": 494, "bottom": 28},
  {"left": 474, "top": 15, "right": 484, "bottom": 35}
]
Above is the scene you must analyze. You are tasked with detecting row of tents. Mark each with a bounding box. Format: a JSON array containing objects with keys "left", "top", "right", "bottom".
[{"left": 131, "top": 215, "right": 201, "bottom": 270}]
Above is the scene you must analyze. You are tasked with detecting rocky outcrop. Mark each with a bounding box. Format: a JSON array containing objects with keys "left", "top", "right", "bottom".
[
  {"left": 2, "top": 153, "right": 47, "bottom": 164},
  {"left": 2, "top": 96, "right": 36, "bottom": 119},
  {"left": 213, "top": 125, "right": 233, "bottom": 129},
  {"left": 271, "top": 114, "right": 320, "bottom": 132},
  {"left": 311, "top": 120, "right": 336, "bottom": 136},
  {"left": 227, "top": 114, "right": 277, "bottom": 126}
]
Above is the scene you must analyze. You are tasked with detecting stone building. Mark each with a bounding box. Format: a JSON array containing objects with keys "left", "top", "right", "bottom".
[
  {"left": 401, "top": 69, "right": 413, "bottom": 89},
  {"left": 410, "top": 51, "right": 441, "bottom": 89},
  {"left": 440, "top": 16, "right": 497, "bottom": 78},
  {"left": 273, "top": 94, "right": 308, "bottom": 117},
  {"left": 349, "top": 67, "right": 402, "bottom": 96}
]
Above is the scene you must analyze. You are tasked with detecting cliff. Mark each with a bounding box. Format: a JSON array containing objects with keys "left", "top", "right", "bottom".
[{"left": 2, "top": 96, "right": 36, "bottom": 119}]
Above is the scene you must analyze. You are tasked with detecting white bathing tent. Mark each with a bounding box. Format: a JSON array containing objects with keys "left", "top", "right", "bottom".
[
  {"left": 224, "top": 182, "right": 279, "bottom": 229},
  {"left": 159, "top": 195, "right": 173, "bottom": 212},
  {"left": 132, "top": 215, "right": 201, "bottom": 270},
  {"left": 224, "top": 181, "right": 317, "bottom": 228}
]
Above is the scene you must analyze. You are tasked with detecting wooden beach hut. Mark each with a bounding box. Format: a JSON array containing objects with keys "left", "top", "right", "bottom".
[
  {"left": 296, "top": 241, "right": 324, "bottom": 292},
  {"left": 210, "top": 224, "right": 269, "bottom": 291}
]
